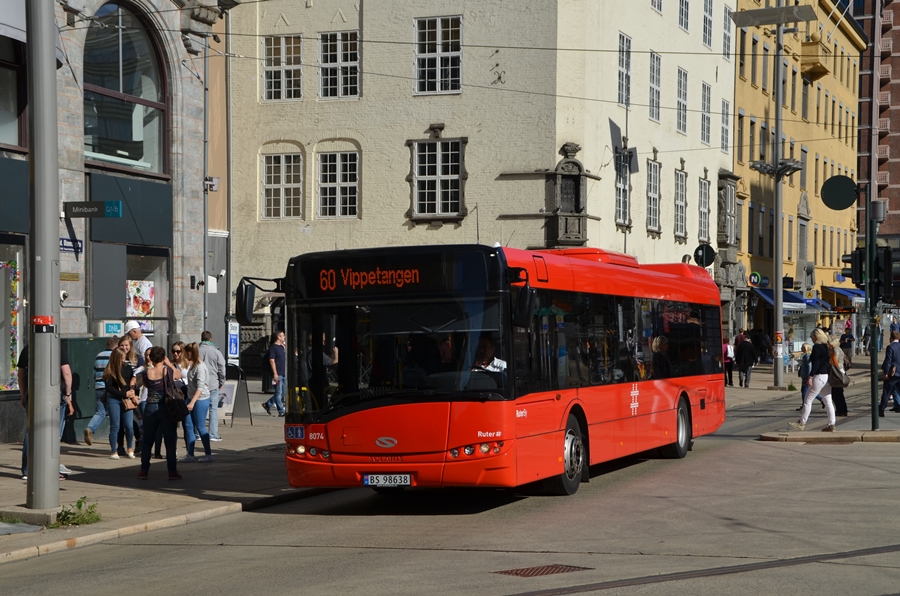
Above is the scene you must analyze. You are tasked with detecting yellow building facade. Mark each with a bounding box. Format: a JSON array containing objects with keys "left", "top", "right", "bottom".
[{"left": 730, "top": 0, "right": 866, "bottom": 349}]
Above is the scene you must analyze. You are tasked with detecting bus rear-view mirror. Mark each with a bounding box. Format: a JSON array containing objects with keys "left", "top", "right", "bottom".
[
  {"left": 513, "top": 286, "right": 536, "bottom": 329},
  {"left": 235, "top": 278, "right": 256, "bottom": 326}
]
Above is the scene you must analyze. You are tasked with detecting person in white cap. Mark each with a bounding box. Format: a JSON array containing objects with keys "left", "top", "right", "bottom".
[{"left": 124, "top": 321, "right": 153, "bottom": 357}]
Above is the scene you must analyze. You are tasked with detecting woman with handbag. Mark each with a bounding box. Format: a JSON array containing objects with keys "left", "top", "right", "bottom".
[
  {"left": 137, "top": 346, "right": 181, "bottom": 480},
  {"left": 789, "top": 328, "right": 837, "bottom": 432},
  {"left": 828, "top": 336, "right": 850, "bottom": 417},
  {"left": 180, "top": 342, "right": 213, "bottom": 463},
  {"left": 103, "top": 348, "right": 137, "bottom": 460}
]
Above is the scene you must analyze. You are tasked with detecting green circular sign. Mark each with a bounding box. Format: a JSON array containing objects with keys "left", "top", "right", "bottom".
[{"left": 820, "top": 175, "right": 858, "bottom": 210}]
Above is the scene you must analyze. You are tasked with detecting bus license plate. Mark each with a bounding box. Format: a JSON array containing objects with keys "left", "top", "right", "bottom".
[{"left": 363, "top": 474, "right": 411, "bottom": 487}]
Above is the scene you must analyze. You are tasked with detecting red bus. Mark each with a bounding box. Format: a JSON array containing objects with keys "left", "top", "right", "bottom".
[{"left": 237, "top": 244, "right": 725, "bottom": 495}]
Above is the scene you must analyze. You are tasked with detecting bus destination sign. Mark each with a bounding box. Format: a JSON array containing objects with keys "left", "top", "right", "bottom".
[{"left": 319, "top": 266, "right": 421, "bottom": 293}]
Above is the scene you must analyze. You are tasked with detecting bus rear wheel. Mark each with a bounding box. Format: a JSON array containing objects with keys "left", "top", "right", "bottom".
[
  {"left": 545, "top": 414, "right": 585, "bottom": 496},
  {"left": 661, "top": 397, "right": 691, "bottom": 459}
]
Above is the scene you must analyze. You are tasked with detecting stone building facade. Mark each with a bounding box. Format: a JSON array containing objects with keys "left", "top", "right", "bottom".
[{"left": 0, "top": 0, "right": 229, "bottom": 442}]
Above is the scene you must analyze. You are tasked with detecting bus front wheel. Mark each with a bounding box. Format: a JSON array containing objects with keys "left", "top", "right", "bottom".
[
  {"left": 661, "top": 397, "right": 691, "bottom": 459},
  {"left": 545, "top": 414, "right": 585, "bottom": 496}
]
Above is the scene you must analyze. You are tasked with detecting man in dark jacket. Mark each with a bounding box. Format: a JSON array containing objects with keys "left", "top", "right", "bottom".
[
  {"left": 735, "top": 338, "right": 756, "bottom": 388},
  {"left": 879, "top": 330, "right": 900, "bottom": 416}
]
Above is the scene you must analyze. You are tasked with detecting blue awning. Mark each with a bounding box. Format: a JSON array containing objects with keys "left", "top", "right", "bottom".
[
  {"left": 823, "top": 286, "right": 864, "bottom": 299},
  {"left": 803, "top": 297, "right": 831, "bottom": 311},
  {"left": 752, "top": 288, "right": 807, "bottom": 311}
]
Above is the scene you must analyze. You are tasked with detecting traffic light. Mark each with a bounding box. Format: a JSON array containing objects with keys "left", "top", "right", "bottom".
[
  {"left": 876, "top": 246, "right": 894, "bottom": 300},
  {"left": 840, "top": 248, "right": 864, "bottom": 288}
]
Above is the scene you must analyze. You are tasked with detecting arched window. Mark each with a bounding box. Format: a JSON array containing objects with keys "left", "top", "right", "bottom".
[{"left": 83, "top": 3, "right": 166, "bottom": 173}]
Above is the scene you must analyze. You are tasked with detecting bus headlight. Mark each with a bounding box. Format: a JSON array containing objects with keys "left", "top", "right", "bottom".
[
  {"left": 309, "top": 447, "right": 318, "bottom": 457},
  {"left": 321, "top": 450, "right": 330, "bottom": 459},
  {"left": 480, "top": 443, "right": 490, "bottom": 454},
  {"left": 464, "top": 445, "right": 475, "bottom": 456},
  {"left": 297, "top": 445, "right": 306, "bottom": 455},
  {"left": 450, "top": 448, "right": 459, "bottom": 458}
]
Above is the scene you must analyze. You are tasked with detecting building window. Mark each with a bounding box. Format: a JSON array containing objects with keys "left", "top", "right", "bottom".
[
  {"left": 0, "top": 38, "right": 24, "bottom": 148},
  {"left": 758, "top": 208, "right": 764, "bottom": 257},
  {"left": 739, "top": 28, "right": 746, "bottom": 77},
  {"left": 263, "top": 35, "right": 302, "bottom": 101},
  {"left": 675, "top": 170, "right": 687, "bottom": 239},
  {"left": 749, "top": 119, "right": 756, "bottom": 162},
  {"left": 0, "top": 240, "right": 23, "bottom": 391},
  {"left": 722, "top": 6, "right": 732, "bottom": 59},
  {"left": 789, "top": 140, "right": 795, "bottom": 185},
  {"left": 759, "top": 122, "right": 766, "bottom": 160},
  {"left": 791, "top": 67, "right": 797, "bottom": 111},
  {"left": 736, "top": 199, "right": 743, "bottom": 252},
  {"left": 813, "top": 225, "right": 818, "bottom": 265},
  {"left": 702, "top": 0, "right": 713, "bottom": 48},
  {"left": 798, "top": 220, "right": 807, "bottom": 262},
  {"left": 751, "top": 36, "right": 758, "bottom": 85},
  {"left": 781, "top": 60, "right": 788, "bottom": 106},
  {"left": 699, "top": 178, "right": 710, "bottom": 242},
  {"left": 736, "top": 113, "right": 744, "bottom": 161},
  {"left": 83, "top": 3, "right": 167, "bottom": 173},
  {"left": 647, "top": 160, "right": 660, "bottom": 232},
  {"left": 721, "top": 100, "right": 730, "bottom": 153},
  {"left": 800, "top": 146, "right": 808, "bottom": 189},
  {"left": 748, "top": 204, "right": 754, "bottom": 254},
  {"left": 762, "top": 43, "right": 769, "bottom": 92},
  {"left": 262, "top": 154, "right": 303, "bottom": 219},
  {"left": 677, "top": 68, "right": 688, "bottom": 134},
  {"left": 319, "top": 32, "right": 359, "bottom": 98},
  {"left": 652, "top": 0, "right": 663, "bottom": 12},
  {"left": 701, "top": 82, "right": 711, "bottom": 145},
  {"left": 725, "top": 183, "right": 736, "bottom": 245},
  {"left": 814, "top": 153, "right": 820, "bottom": 194},
  {"left": 649, "top": 52, "right": 661, "bottom": 121},
  {"left": 415, "top": 16, "right": 461, "bottom": 94},
  {"left": 618, "top": 33, "right": 632, "bottom": 108},
  {"left": 615, "top": 151, "right": 630, "bottom": 225},
  {"left": 788, "top": 216, "right": 794, "bottom": 261},
  {"left": 816, "top": 85, "right": 821, "bottom": 124},
  {"left": 768, "top": 210, "right": 773, "bottom": 257},
  {"left": 801, "top": 78, "right": 809, "bottom": 120},
  {"left": 318, "top": 152, "right": 358, "bottom": 218},
  {"left": 679, "top": 0, "right": 690, "bottom": 31},
  {"left": 829, "top": 227, "right": 834, "bottom": 267},
  {"left": 413, "top": 140, "right": 462, "bottom": 216}
]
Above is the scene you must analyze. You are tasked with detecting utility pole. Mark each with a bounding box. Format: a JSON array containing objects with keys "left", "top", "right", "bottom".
[{"left": 25, "top": 0, "right": 61, "bottom": 508}]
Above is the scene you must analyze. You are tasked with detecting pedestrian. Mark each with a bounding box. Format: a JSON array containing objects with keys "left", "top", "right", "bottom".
[
  {"left": 789, "top": 329, "right": 837, "bottom": 432},
  {"left": 891, "top": 316, "right": 900, "bottom": 335},
  {"left": 118, "top": 335, "right": 142, "bottom": 369},
  {"left": 179, "top": 342, "right": 212, "bottom": 463},
  {"left": 137, "top": 346, "right": 181, "bottom": 480},
  {"left": 103, "top": 348, "right": 137, "bottom": 460},
  {"left": 17, "top": 344, "right": 74, "bottom": 479},
  {"left": 84, "top": 336, "right": 120, "bottom": 446},
  {"left": 124, "top": 321, "right": 152, "bottom": 360},
  {"left": 722, "top": 335, "right": 734, "bottom": 386},
  {"left": 199, "top": 331, "right": 226, "bottom": 441},
  {"left": 863, "top": 325, "right": 871, "bottom": 356},
  {"left": 795, "top": 342, "right": 816, "bottom": 411},
  {"left": 735, "top": 335, "right": 755, "bottom": 388},
  {"left": 263, "top": 331, "right": 286, "bottom": 416},
  {"left": 171, "top": 342, "right": 195, "bottom": 456},
  {"left": 734, "top": 328, "right": 745, "bottom": 346},
  {"left": 878, "top": 330, "right": 900, "bottom": 417},
  {"left": 828, "top": 336, "right": 849, "bottom": 417},
  {"left": 839, "top": 326, "right": 854, "bottom": 366}
]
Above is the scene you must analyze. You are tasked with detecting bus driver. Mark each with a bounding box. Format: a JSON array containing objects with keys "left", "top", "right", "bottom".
[{"left": 472, "top": 335, "right": 507, "bottom": 373}]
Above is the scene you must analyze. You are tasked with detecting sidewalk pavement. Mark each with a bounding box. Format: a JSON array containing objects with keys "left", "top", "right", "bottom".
[
  {"left": 2, "top": 362, "right": 898, "bottom": 565},
  {"left": 0, "top": 381, "right": 321, "bottom": 565},
  {"left": 725, "top": 353, "right": 900, "bottom": 443}
]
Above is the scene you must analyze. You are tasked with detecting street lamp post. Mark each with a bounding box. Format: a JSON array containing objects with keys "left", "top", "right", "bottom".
[{"left": 732, "top": 3, "right": 816, "bottom": 389}]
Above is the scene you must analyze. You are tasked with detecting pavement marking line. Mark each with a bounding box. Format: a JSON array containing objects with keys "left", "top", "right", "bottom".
[{"left": 501, "top": 542, "right": 900, "bottom": 595}]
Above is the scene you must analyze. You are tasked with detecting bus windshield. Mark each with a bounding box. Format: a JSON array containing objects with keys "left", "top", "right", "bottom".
[{"left": 287, "top": 295, "right": 509, "bottom": 419}]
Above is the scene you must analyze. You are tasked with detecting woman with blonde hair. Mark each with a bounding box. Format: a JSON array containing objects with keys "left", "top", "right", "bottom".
[
  {"left": 789, "top": 328, "right": 837, "bottom": 432},
  {"left": 181, "top": 342, "right": 212, "bottom": 463},
  {"left": 103, "top": 348, "right": 137, "bottom": 459},
  {"left": 118, "top": 336, "right": 140, "bottom": 368}
]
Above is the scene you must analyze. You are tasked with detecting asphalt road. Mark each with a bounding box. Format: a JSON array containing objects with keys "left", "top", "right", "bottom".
[{"left": 3, "top": 391, "right": 900, "bottom": 596}]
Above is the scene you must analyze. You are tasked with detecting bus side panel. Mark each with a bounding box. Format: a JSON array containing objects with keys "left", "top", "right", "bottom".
[
  {"left": 587, "top": 421, "right": 616, "bottom": 464},
  {"left": 447, "top": 402, "right": 515, "bottom": 450},
  {"left": 635, "top": 381, "right": 677, "bottom": 451},
  {"left": 515, "top": 431, "right": 563, "bottom": 485},
  {"left": 614, "top": 418, "right": 636, "bottom": 457}
]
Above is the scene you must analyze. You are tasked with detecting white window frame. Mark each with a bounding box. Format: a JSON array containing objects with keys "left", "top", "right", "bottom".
[
  {"left": 263, "top": 35, "right": 302, "bottom": 101},
  {"left": 319, "top": 31, "right": 359, "bottom": 99},
  {"left": 649, "top": 52, "right": 661, "bottom": 122},
  {"left": 675, "top": 170, "right": 687, "bottom": 239},
  {"left": 652, "top": 0, "right": 663, "bottom": 13},
  {"left": 618, "top": 33, "right": 632, "bottom": 108},
  {"left": 647, "top": 159, "right": 660, "bottom": 232},
  {"left": 700, "top": 82, "right": 711, "bottom": 145},
  {"left": 262, "top": 153, "right": 303, "bottom": 219},
  {"left": 702, "top": 0, "right": 713, "bottom": 48},
  {"left": 721, "top": 100, "right": 730, "bottom": 152},
  {"left": 615, "top": 151, "right": 630, "bottom": 225},
  {"left": 725, "top": 183, "right": 736, "bottom": 245},
  {"left": 415, "top": 16, "right": 462, "bottom": 95},
  {"left": 679, "top": 0, "right": 690, "bottom": 31},
  {"left": 677, "top": 68, "right": 688, "bottom": 134},
  {"left": 413, "top": 140, "right": 462, "bottom": 216},
  {"left": 318, "top": 151, "right": 359, "bottom": 218},
  {"left": 722, "top": 6, "right": 732, "bottom": 59},
  {"left": 698, "top": 178, "right": 710, "bottom": 242}
]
